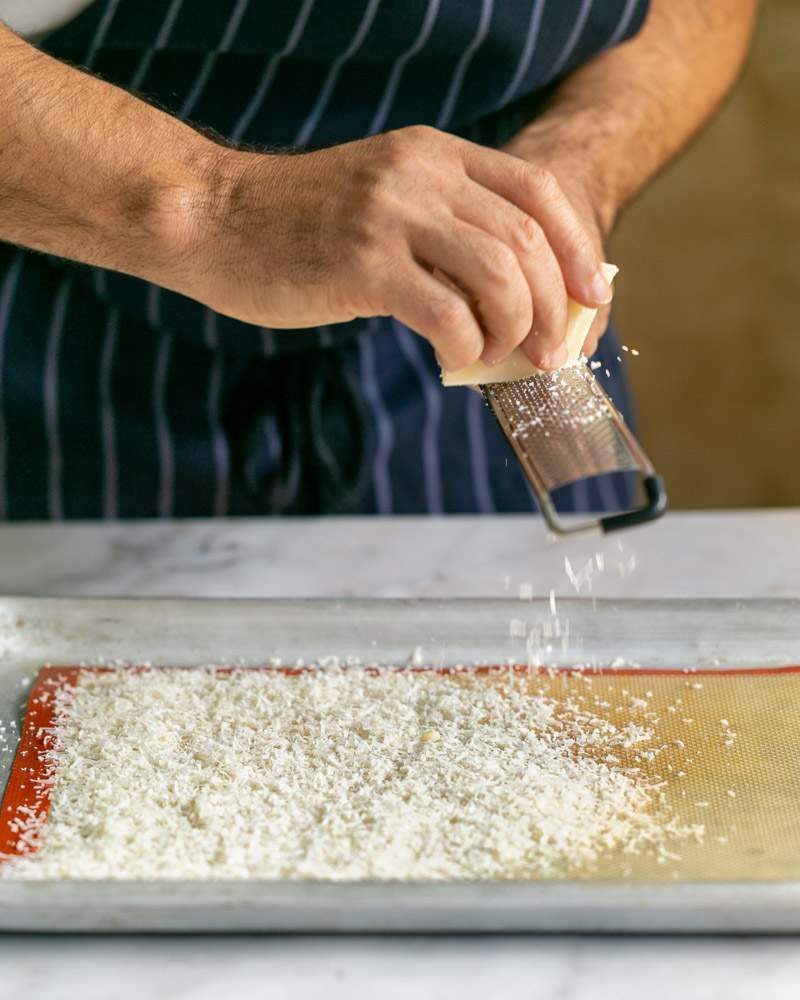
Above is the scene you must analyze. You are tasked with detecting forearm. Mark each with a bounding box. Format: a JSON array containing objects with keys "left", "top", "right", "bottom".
[
  {"left": 0, "top": 23, "right": 218, "bottom": 288},
  {"left": 511, "top": 0, "right": 759, "bottom": 236}
]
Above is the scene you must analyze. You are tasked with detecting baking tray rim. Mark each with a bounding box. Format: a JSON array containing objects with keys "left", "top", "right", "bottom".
[{"left": 2, "top": 595, "right": 800, "bottom": 932}]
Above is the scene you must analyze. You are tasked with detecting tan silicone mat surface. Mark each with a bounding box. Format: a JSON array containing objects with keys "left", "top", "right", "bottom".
[{"left": 531, "top": 667, "right": 800, "bottom": 880}]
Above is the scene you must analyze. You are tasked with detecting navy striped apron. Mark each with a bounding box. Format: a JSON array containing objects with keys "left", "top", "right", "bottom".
[{"left": 0, "top": 0, "right": 650, "bottom": 519}]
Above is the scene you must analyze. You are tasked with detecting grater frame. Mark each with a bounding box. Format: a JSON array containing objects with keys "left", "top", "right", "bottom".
[{"left": 481, "top": 361, "right": 667, "bottom": 536}]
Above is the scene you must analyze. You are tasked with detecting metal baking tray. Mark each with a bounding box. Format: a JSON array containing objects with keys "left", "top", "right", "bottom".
[{"left": 1, "top": 595, "right": 800, "bottom": 934}]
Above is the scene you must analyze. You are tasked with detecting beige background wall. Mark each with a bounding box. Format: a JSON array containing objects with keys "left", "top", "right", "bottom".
[{"left": 609, "top": 0, "right": 799, "bottom": 508}]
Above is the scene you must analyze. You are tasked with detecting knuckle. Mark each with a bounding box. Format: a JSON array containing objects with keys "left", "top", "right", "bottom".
[
  {"left": 526, "top": 163, "right": 560, "bottom": 199},
  {"left": 509, "top": 213, "right": 544, "bottom": 254},
  {"left": 480, "top": 241, "right": 518, "bottom": 285},
  {"left": 427, "top": 292, "right": 468, "bottom": 332}
]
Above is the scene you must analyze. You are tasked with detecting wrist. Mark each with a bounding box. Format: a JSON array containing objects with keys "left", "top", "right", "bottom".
[
  {"left": 144, "top": 139, "right": 265, "bottom": 302},
  {"left": 151, "top": 140, "right": 233, "bottom": 287}
]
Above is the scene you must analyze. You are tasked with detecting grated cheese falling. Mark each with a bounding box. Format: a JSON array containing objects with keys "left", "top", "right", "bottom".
[{"left": 3, "top": 667, "right": 700, "bottom": 881}]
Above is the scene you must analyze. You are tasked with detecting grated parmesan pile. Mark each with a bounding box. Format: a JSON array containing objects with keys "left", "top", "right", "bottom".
[{"left": 2, "top": 667, "right": 699, "bottom": 881}]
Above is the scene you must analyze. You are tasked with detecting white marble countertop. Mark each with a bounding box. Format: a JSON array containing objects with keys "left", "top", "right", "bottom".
[
  {"left": 1, "top": 509, "right": 798, "bottom": 599},
  {"left": 2, "top": 510, "right": 800, "bottom": 999}
]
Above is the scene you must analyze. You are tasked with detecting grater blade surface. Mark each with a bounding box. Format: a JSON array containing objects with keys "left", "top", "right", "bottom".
[{"left": 481, "top": 360, "right": 666, "bottom": 535}]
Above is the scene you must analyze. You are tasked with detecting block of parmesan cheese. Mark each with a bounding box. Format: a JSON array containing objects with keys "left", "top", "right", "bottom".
[{"left": 441, "top": 262, "right": 618, "bottom": 387}]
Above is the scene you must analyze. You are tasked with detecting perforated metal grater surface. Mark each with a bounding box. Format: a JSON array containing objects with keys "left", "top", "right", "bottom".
[{"left": 482, "top": 359, "right": 666, "bottom": 535}]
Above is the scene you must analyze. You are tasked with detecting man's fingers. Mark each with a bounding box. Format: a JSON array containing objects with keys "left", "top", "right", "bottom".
[
  {"left": 385, "top": 264, "right": 485, "bottom": 372},
  {"left": 412, "top": 220, "right": 533, "bottom": 365},
  {"left": 463, "top": 144, "right": 612, "bottom": 310},
  {"left": 449, "top": 180, "right": 570, "bottom": 367}
]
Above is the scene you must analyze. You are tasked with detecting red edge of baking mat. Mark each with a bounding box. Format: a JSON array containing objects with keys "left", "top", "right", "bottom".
[
  {"left": 3, "top": 662, "right": 800, "bottom": 863},
  {"left": 0, "top": 667, "right": 83, "bottom": 860}
]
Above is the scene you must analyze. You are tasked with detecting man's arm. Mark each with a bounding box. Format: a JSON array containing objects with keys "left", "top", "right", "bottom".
[
  {"left": 0, "top": 22, "right": 614, "bottom": 372},
  {"left": 504, "top": 0, "right": 759, "bottom": 353},
  {"left": 0, "top": 23, "right": 213, "bottom": 290}
]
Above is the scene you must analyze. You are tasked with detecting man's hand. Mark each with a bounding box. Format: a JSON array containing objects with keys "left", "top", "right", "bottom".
[
  {"left": 186, "top": 127, "right": 612, "bottom": 373},
  {"left": 501, "top": 124, "right": 615, "bottom": 360}
]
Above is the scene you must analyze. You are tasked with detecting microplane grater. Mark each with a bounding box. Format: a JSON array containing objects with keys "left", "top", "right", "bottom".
[{"left": 481, "top": 360, "right": 667, "bottom": 535}]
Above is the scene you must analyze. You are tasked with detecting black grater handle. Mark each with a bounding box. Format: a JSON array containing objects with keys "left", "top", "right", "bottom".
[{"left": 600, "top": 475, "right": 668, "bottom": 534}]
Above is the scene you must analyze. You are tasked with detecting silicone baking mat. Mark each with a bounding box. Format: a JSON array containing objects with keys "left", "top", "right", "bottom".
[{"left": 3, "top": 664, "right": 800, "bottom": 881}]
